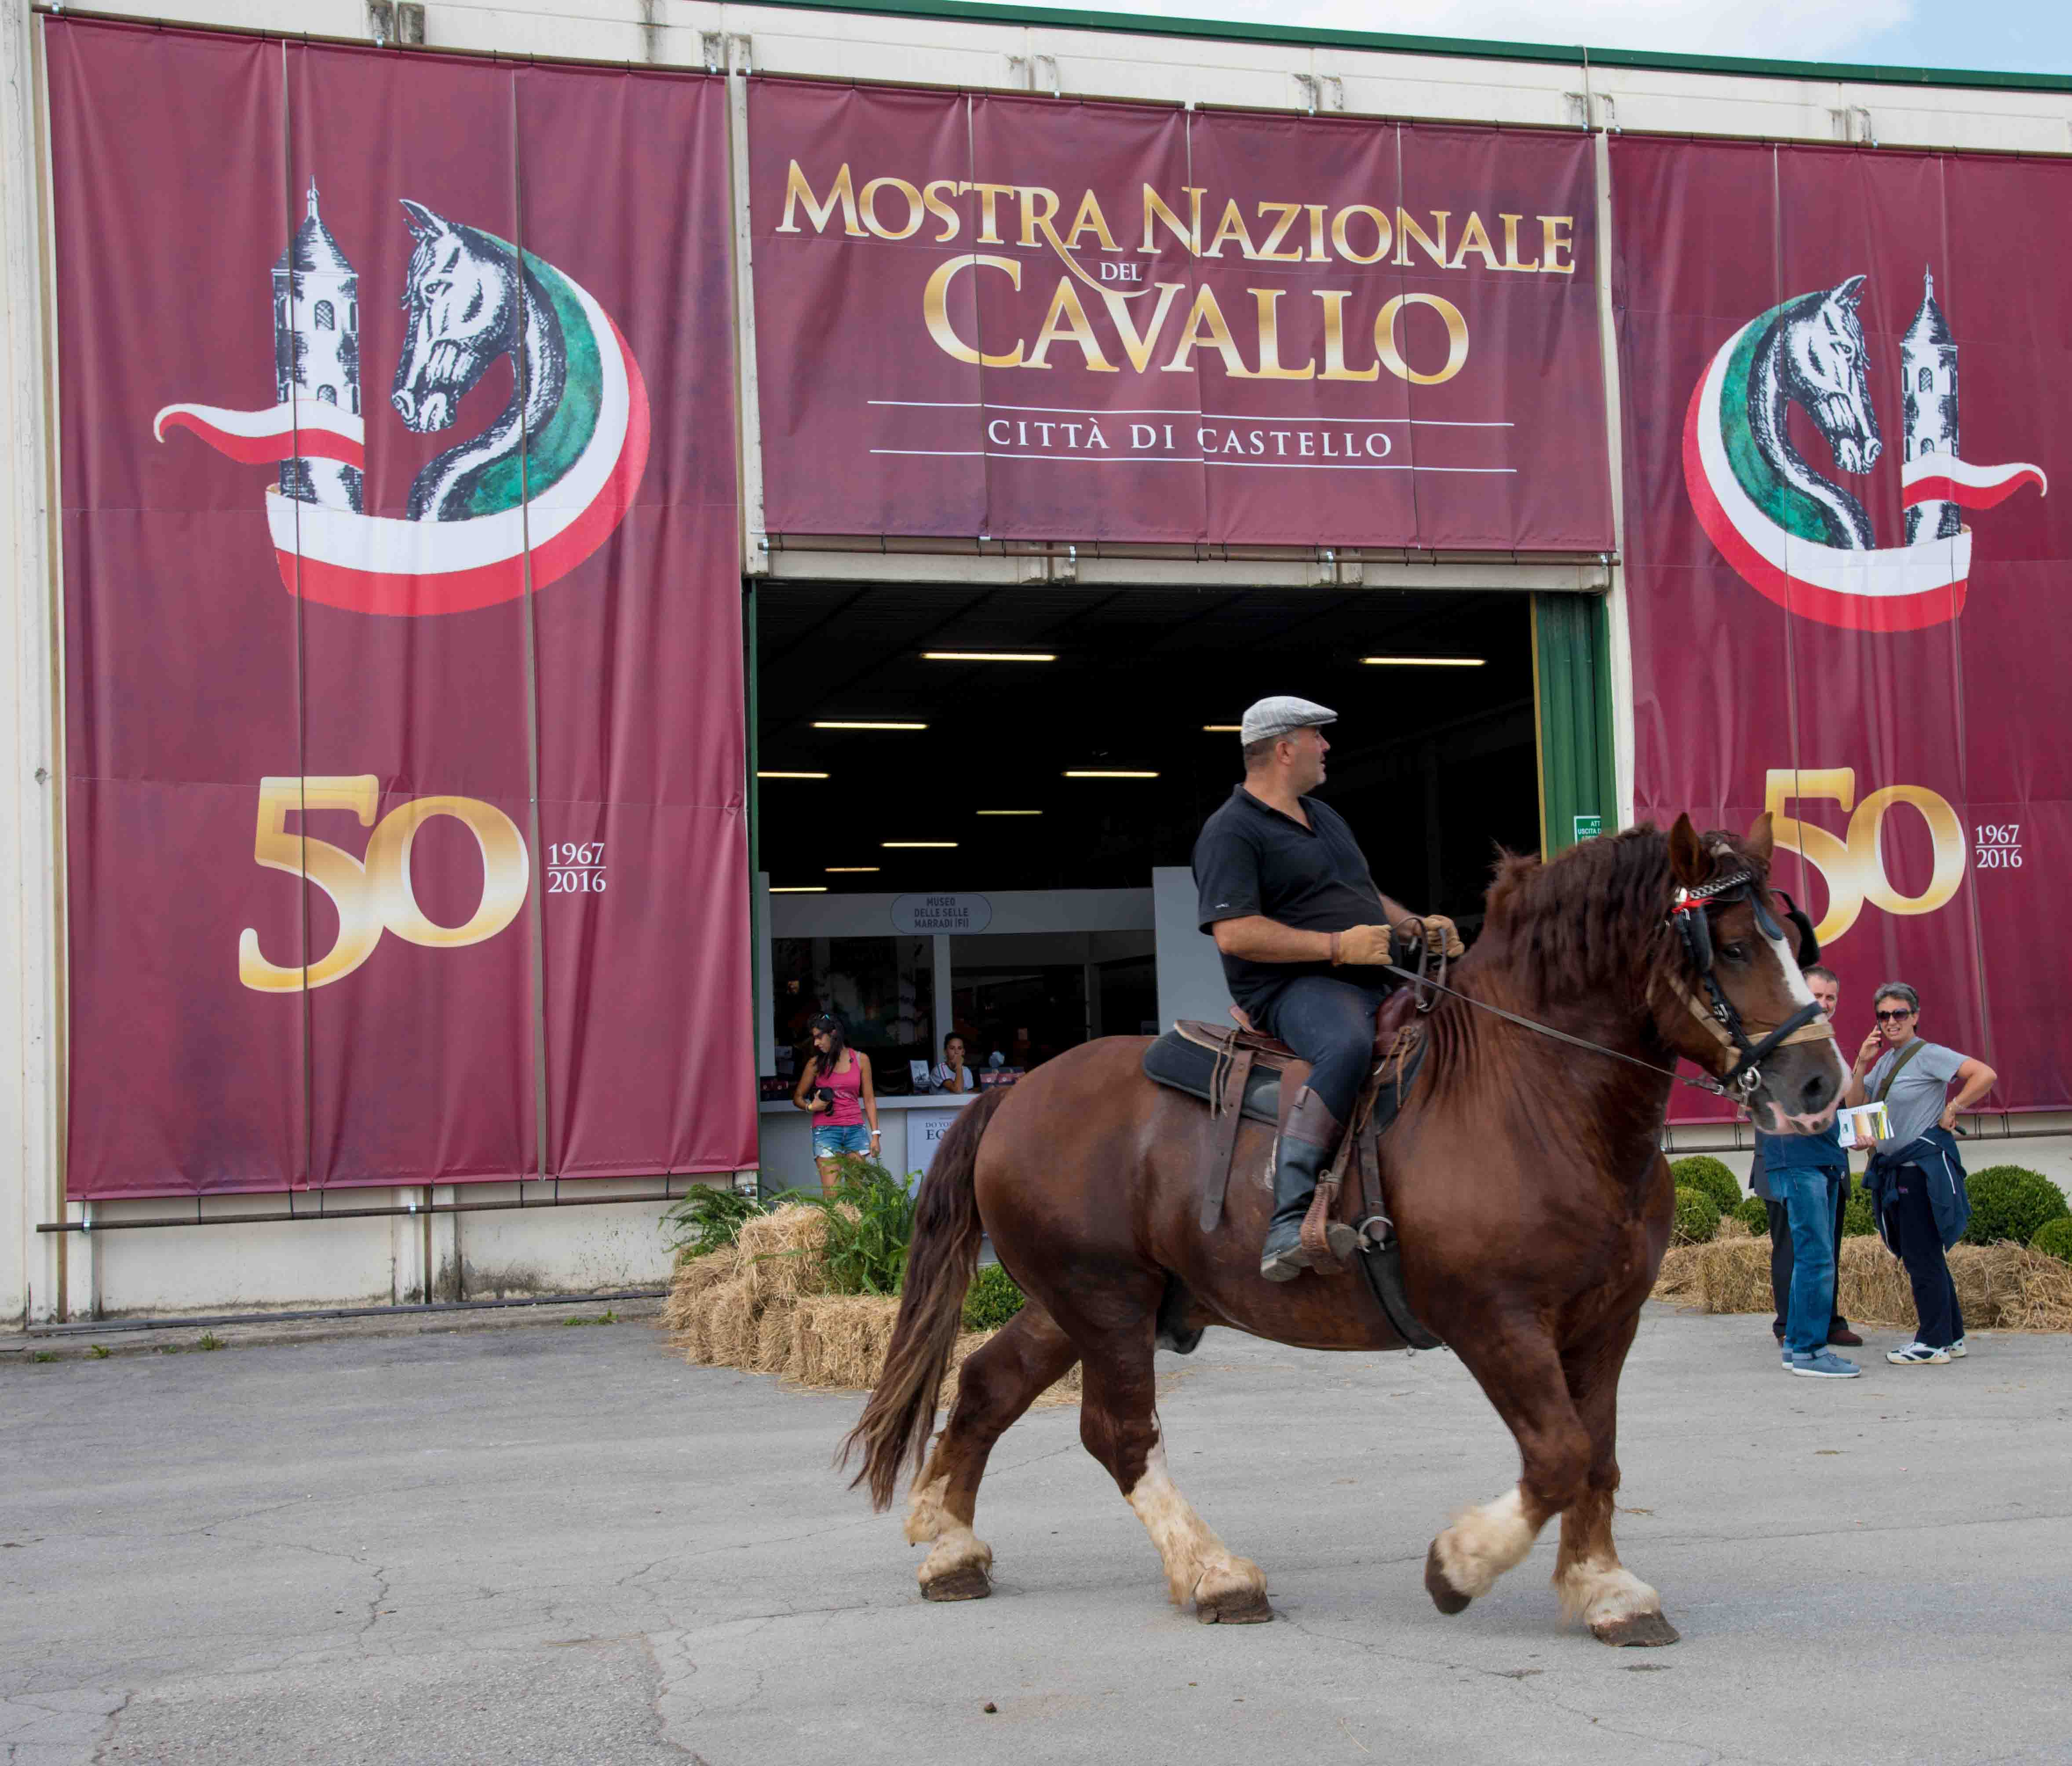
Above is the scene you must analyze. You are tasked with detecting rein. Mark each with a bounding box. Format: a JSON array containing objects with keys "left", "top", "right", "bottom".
[{"left": 1382, "top": 870, "right": 1831, "bottom": 1101}]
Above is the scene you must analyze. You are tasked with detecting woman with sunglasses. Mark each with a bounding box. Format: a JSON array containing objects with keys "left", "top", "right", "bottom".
[
  {"left": 792, "top": 1012, "right": 880, "bottom": 1196},
  {"left": 1844, "top": 982, "right": 1997, "bottom": 1365}
]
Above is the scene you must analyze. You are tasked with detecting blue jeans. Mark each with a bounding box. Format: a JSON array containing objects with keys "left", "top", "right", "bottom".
[
  {"left": 1887, "top": 1168, "right": 1964, "bottom": 1349},
  {"left": 1256, "top": 974, "right": 1390, "bottom": 1124},
  {"left": 1772, "top": 1164, "right": 1841, "bottom": 1358},
  {"left": 813, "top": 1122, "right": 871, "bottom": 1159}
]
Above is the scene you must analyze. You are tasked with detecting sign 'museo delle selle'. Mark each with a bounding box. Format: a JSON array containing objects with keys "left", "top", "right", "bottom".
[{"left": 750, "top": 81, "right": 1613, "bottom": 551}]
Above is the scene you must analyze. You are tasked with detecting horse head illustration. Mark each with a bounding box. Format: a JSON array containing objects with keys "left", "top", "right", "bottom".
[
  {"left": 391, "top": 198, "right": 566, "bottom": 522},
  {"left": 1746, "top": 275, "right": 1881, "bottom": 549}
]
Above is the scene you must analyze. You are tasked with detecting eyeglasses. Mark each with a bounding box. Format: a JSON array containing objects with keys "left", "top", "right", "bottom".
[{"left": 1875, "top": 1009, "right": 1914, "bottom": 1022}]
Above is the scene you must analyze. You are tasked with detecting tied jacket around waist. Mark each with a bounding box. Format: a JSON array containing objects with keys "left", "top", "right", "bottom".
[{"left": 1864, "top": 1126, "right": 1971, "bottom": 1253}]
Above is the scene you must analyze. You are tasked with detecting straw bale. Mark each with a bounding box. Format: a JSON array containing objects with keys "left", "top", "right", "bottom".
[
  {"left": 752, "top": 1301, "right": 799, "bottom": 1375},
  {"left": 736, "top": 1204, "right": 835, "bottom": 1305},
  {"left": 1716, "top": 1215, "right": 1753, "bottom": 1241},
  {"left": 662, "top": 1249, "right": 741, "bottom": 1335},
  {"left": 1649, "top": 1232, "right": 2072, "bottom": 1332}
]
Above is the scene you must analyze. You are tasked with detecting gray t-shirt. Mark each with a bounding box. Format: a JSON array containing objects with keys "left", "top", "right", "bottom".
[{"left": 1863, "top": 1038, "right": 1965, "bottom": 1152}]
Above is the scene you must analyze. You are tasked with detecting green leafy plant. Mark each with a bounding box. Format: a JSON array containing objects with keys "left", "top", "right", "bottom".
[
  {"left": 562, "top": 1310, "right": 619, "bottom": 1327},
  {"left": 664, "top": 1183, "right": 765, "bottom": 1258},
  {"left": 198, "top": 1332, "right": 224, "bottom": 1352},
  {"left": 800, "top": 1157, "right": 917, "bottom": 1297},
  {"left": 963, "top": 1263, "right": 1027, "bottom": 1332},
  {"left": 1672, "top": 1186, "right": 1720, "bottom": 1246},
  {"left": 2029, "top": 1217, "right": 2072, "bottom": 1266},
  {"left": 1840, "top": 1179, "right": 1877, "bottom": 1238},
  {"left": 31, "top": 1350, "right": 56, "bottom": 1363},
  {"left": 1668, "top": 1156, "right": 1742, "bottom": 1221},
  {"left": 1962, "top": 1165, "right": 2070, "bottom": 1248},
  {"left": 90, "top": 1344, "right": 111, "bottom": 1359},
  {"left": 1733, "top": 1195, "right": 1771, "bottom": 1236}
]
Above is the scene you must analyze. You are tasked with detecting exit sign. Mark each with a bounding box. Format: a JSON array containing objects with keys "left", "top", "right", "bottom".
[{"left": 1572, "top": 814, "right": 1603, "bottom": 842}]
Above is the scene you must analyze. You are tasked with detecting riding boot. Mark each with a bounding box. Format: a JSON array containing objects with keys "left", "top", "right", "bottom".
[{"left": 1260, "top": 1086, "right": 1344, "bottom": 1283}]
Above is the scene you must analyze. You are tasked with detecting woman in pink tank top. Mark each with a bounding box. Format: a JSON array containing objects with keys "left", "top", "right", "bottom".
[{"left": 793, "top": 1012, "right": 879, "bottom": 1195}]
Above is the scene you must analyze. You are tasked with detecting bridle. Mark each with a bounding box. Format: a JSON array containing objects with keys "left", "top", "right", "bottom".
[
  {"left": 1665, "top": 868, "right": 1830, "bottom": 1099},
  {"left": 1379, "top": 865, "right": 1833, "bottom": 1103}
]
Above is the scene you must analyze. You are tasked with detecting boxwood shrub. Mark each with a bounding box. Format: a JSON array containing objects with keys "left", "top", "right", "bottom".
[
  {"left": 1840, "top": 1179, "right": 1878, "bottom": 1238},
  {"left": 962, "top": 1262, "right": 1027, "bottom": 1332},
  {"left": 1669, "top": 1155, "right": 1742, "bottom": 1221},
  {"left": 2029, "top": 1217, "right": 2072, "bottom": 1266},
  {"left": 1963, "top": 1165, "right": 2070, "bottom": 1248},
  {"left": 1733, "top": 1195, "right": 1771, "bottom": 1236},
  {"left": 1672, "top": 1186, "right": 1720, "bottom": 1245}
]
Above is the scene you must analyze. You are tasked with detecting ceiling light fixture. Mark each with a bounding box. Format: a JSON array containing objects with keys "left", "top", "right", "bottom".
[
  {"left": 923, "top": 651, "right": 1057, "bottom": 663},
  {"left": 1201, "top": 724, "right": 1241, "bottom": 732},
  {"left": 976, "top": 809, "right": 1042, "bottom": 816},
  {"left": 882, "top": 840, "right": 958, "bottom": 848},
  {"left": 1360, "top": 656, "right": 1486, "bottom": 667},
  {"left": 757, "top": 770, "right": 829, "bottom": 779},
  {"left": 824, "top": 866, "right": 881, "bottom": 873},
  {"left": 769, "top": 885, "right": 827, "bottom": 893},
  {"left": 813, "top": 720, "right": 928, "bottom": 730},
  {"left": 1065, "top": 770, "right": 1159, "bottom": 779}
]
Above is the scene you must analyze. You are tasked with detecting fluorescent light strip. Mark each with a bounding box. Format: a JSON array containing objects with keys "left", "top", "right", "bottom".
[
  {"left": 1202, "top": 724, "right": 1240, "bottom": 732},
  {"left": 883, "top": 840, "right": 958, "bottom": 848},
  {"left": 757, "top": 770, "right": 828, "bottom": 779},
  {"left": 976, "top": 809, "right": 1042, "bottom": 816},
  {"left": 1360, "top": 656, "right": 1486, "bottom": 667},
  {"left": 770, "top": 886, "right": 826, "bottom": 894},
  {"left": 1065, "top": 770, "right": 1159, "bottom": 779},
  {"left": 813, "top": 720, "right": 928, "bottom": 730},
  {"left": 923, "top": 651, "right": 1057, "bottom": 663},
  {"left": 824, "top": 866, "right": 880, "bottom": 873}
]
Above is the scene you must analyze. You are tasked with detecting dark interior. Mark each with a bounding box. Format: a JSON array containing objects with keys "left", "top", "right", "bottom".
[{"left": 754, "top": 580, "right": 1543, "bottom": 924}]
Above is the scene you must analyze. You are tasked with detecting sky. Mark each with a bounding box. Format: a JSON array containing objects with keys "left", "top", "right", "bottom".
[{"left": 981, "top": 0, "right": 2072, "bottom": 76}]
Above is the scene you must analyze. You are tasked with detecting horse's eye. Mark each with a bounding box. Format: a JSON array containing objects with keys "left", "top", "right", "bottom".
[
  {"left": 424, "top": 279, "right": 450, "bottom": 297},
  {"left": 1718, "top": 942, "right": 1750, "bottom": 964}
]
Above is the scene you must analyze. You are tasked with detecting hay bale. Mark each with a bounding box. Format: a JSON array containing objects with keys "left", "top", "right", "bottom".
[
  {"left": 662, "top": 1249, "right": 741, "bottom": 1335},
  {"left": 1649, "top": 1233, "right": 2072, "bottom": 1332},
  {"left": 736, "top": 1204, "right": 835, "bottom": 1305},
  {"left": 786, "top": 1295, "right": 900, "bottom": 1388},
  {"left": 752, "top": 1301, "right": 798, "bottom": 1375}
]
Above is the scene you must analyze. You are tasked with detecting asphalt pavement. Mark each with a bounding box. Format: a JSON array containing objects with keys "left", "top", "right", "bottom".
[{"left": 4, "top": 1301, "right": 2070, "bottom": 1765}]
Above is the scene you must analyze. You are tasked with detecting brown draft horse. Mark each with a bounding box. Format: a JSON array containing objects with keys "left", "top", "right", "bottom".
[{"left": 844, "top": 814, "right": 1849, "bottom": 1643}]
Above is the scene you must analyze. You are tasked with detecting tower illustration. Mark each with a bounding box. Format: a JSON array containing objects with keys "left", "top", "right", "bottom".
[
  {"left": 272, "top": 181, "right": 363, "bottom": 512},
  {"left": 1902, "top": 267, "right": 1961, "bottom": 544}
]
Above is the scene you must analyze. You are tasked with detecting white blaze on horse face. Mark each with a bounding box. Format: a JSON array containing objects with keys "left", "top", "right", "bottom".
[
  {"left": 1753, "top": 921, "right": 1848, "bottom": 1135},
  {"left": 1125, "top": 1430, "right": 1262, "bottom": 1609}
]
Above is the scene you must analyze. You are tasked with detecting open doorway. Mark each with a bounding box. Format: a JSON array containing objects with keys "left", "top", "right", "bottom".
[{"left": 755, "top": 582, "right": 1543, "bottom": 1090}]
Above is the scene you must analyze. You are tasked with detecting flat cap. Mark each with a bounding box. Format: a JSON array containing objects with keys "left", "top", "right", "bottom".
[{"left": 1240, "top": 695, "right": 1337, "bottom": 745}]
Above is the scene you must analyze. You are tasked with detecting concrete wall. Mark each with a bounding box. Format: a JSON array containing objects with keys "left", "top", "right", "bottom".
[{"left": 4, "top": 0, "right": 2070, "bottom": 1320}]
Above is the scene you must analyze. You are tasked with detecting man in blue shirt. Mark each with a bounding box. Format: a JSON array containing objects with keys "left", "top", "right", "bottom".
[{"left": 1749, "top": 965, "right": 1859, "bottom": 1377}]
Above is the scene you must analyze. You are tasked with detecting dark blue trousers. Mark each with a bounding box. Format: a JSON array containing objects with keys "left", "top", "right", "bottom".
[
  {"left": 1257, "top": 974, "right": 1389, "bottom": 1124},
  {"left": 1886, "top": 1168, "right": 1965, "bottom": 1349}
]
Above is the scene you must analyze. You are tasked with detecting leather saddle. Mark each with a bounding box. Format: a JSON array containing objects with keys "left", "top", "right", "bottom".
[{"left": 1140, "top": 987, "right": 1440, "bottom": 1348}]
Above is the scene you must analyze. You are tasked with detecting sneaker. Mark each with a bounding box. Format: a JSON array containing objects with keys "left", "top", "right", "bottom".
[
  {"left": 1946, "top": 1338, "right": 1967, "bottom": 1359},
  {"left": 1886, "top": 1342, "right": 1951, "bottom": 1365},
  {"left": 1786, "top": 1349, "right": 1862, "bottom": 1379}
]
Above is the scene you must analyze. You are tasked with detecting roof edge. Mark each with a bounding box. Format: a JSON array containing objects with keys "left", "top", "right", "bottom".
[{"left": 743, "top": 0, "right": 2072, "bottom": 96}]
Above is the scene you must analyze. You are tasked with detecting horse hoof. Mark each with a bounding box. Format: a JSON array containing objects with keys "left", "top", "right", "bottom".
[
  {"left": 1197, "top": 1587, "right": 1273, "bottom": 1625},
  {"left": 1424, "top": 1541, "right": 1472, "bottom": 1616},
  {"left": 1592, "top": 1609, "right": 1680, "bottom": 1648},
  {"left": 921, "top": 1565, "right": 993, "bottom": 1602}
]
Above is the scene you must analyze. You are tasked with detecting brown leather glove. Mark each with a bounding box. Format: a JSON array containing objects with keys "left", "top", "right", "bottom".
[
  {"left": 1331, "top": 924, "right": 1393, "bottom": 966},
  {"left": 1422, "top": 913, "right": 1466, "bottom": 959}
]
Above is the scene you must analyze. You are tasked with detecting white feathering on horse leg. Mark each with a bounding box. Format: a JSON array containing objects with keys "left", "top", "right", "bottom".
[
  {"left": 1556, "top": 1554, "right": 1663, "bottom": 1631},
  {"left": 1125, "top": 1437, "right": 1263, "bottom": 1611},
  {"left": 905, "top": 1471, "right": 949, "bottom": 1546},
  {"left": 1435, "top": 1488, "right": 1540, "bottom": 1602},
  {"left": 917, "top": 1523, "right": 992, "bottom": 1593}
]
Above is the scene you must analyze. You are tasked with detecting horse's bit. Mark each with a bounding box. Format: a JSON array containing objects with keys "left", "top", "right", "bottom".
[
  {"left": 1666, "top": 868, "right": 1828, "bottom": 1099},
  {"left": 1379, "top": 870, "right": 1832, "bottom": 1102}
]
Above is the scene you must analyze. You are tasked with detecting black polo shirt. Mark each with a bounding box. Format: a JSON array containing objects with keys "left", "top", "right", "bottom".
[{"left": 1192, "top": 785, "right": 1386, "bottom": 1017}]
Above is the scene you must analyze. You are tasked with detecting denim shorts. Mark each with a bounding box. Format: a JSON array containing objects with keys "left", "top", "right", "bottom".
[{"left": 813, "top": 1122, "right": 872, "bottom": 1158}]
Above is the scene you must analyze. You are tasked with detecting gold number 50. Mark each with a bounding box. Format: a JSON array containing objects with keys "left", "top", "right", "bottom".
[
  {"left": 1764, "top": 768, "right": 1966, "bottom": 945},
  {"left": 238, "top": 776, "right": 530, "bottom": 993}
]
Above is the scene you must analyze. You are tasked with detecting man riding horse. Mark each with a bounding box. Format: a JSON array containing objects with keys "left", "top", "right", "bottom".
[{"left": 1192, "top": 696, "right": 1465, "bottom": 1282}]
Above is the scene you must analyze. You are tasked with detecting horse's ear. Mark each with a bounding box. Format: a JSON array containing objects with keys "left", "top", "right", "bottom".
[
  {"left": 1744, "top": 810, "right": 1776, "bottom": 870},
  {"left": 399, "top": 198, "right": 445, "bottom": 240},
  {"left": 1834, "top": 273, "right": 1867, "bottom": 309},
  {"left": 1668, "top": 813, "right": 1708, "bottom": 887}
]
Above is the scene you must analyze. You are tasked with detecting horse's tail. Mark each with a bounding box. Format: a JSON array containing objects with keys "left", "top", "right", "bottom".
[{"left": 842, "top": 1086, "right": 1013, "bottom": 1510}]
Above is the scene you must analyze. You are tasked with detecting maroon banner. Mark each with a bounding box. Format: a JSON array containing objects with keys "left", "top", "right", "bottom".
[
  {"left": 50, "top": 22, "right": 751, "bottom": 1196},
  {"left": 751, "top": 80, "right": 1612, "bottom": 550},
  {"left": 1613, "top": 135, "right": 2067, "bottom": 1114}
]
